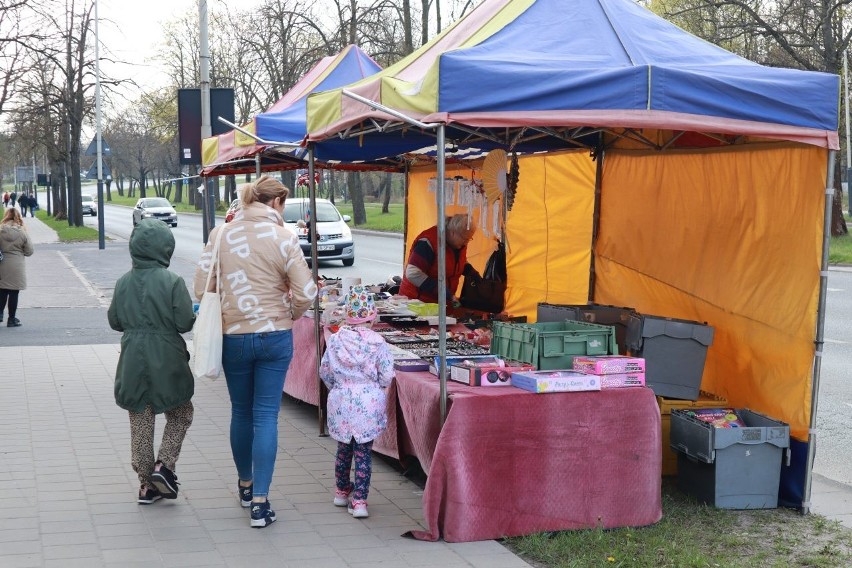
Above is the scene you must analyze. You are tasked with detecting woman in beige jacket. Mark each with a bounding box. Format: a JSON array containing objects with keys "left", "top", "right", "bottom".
[
  {"left": 0, "top": 208, "right": 34, "bottom": 327},
  {"left": 194, "top": 176, "right": 317, "bottom": 528}
]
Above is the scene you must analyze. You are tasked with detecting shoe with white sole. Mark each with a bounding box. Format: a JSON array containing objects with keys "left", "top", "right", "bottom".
[{"left": 348, "top": 499, "right": 369, "bottom": 518}]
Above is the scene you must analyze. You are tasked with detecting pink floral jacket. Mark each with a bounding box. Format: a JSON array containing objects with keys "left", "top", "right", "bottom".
[{"left": 319, "top": 326, "right": 394, "bottom": 443}]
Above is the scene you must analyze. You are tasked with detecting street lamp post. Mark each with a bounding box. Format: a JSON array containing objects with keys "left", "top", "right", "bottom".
[{"left": 94, "top": 0, "right": 105, "bottom": 249}]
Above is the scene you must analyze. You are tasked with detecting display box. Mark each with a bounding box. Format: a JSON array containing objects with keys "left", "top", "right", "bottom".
[
  {"left": 449, "top": 362, "right": 535, "bottom": 387},
  {"left": 429, "top": 354, "right": 500, "bottom": 376},
  {"left": 537, "top": 303, "right": 636, "bottom": 354},
  {"left": 625, "top": 313, "right": 714, "bottom": 400},
  {"left": 491, "top": 320, "right": 617, "bottom": 370},
  {"left": 599, "top": 372, "right": 645, "bottom": 389},
  {"left": 572, "top": 355, "right": 645, "bottom": 375},
  {"left": 658, "top": 392, "right": 728, "bottom": 476},
  {"left": 393, "top": 359, "right": 430, "bottom": 372},
  {"left": 670, "top": 408, "right": 790, "bottom": 509},
  {"left": 511, "top": 370, "right": 601, "bottom": 393}
]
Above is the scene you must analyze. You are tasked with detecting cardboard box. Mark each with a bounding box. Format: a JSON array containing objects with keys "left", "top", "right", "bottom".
[
  {"left": 449, "top": 362, "right": 535, "bottom": 386},
  {"left": 511, "top": 370, "right": 601, "bottom": 393},
  {"left": 572, "top": 355, "right": 645, "bottom": 375}
]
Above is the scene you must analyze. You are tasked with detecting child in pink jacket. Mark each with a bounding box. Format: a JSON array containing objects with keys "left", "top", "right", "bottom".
[{"left": 319, "top": 285, "right": 394, "bottom": 518}]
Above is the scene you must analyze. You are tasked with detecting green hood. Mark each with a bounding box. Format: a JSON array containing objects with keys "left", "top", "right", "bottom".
[{"left": 130, "top": 219, "right": 174, "bottom": 269}]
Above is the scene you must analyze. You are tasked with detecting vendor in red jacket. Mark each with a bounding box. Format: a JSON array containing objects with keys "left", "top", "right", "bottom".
[{"left": 399, "top": 214, "right": 476, "bottom": 306}]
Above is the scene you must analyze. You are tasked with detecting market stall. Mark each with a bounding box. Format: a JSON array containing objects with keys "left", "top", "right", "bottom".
[{"left": 304, "top": 0, "right": 839, "bottom": 516}]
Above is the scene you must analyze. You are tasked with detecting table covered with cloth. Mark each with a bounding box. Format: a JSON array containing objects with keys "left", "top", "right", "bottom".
[{"left": 287, "top": 317, "right": 663, "bottom": 542}]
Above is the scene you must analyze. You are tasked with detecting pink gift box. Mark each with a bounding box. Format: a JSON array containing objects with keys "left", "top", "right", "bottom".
[
  {"left": 573, "top": 355, "right": 645, "bottom": 375},
  {"left": 599, "top": 372, "right": 646, "bottom": 389}
]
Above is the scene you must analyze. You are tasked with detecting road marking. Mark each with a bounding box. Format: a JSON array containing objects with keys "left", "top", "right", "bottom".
[
  {"left": 825, "top": 338, "right": 848, "bottom": 344},
  {"left": 828, "top": 288, "right": 843, "bottom": 292},
  {"left": 361, "top": 257, "right": 403, "bottom": 266},
  {"left": 58, "top": 251, "right": 110, "bottom": 308}
]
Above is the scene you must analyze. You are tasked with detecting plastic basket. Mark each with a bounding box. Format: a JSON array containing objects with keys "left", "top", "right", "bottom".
[{"left": 491, "top": 320, "right": 617, "bottom": 370}]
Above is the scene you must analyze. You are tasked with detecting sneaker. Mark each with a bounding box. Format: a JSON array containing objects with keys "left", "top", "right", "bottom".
[
  {"left": 238, "top": 482, "right": 253, "bottom": 508},
  {"left": 138, "top": 484, "right": 162, "bottom": 505},
  {"left": 150, "top": 462, "right": 179, "bottom": 499},
  {"left": 333, "top": 487, "right": 351, "bottom": 507},
  {"left": 7, "top": 318, "right": 21, "bottom": 328},
  {"left": 348, "top": 499, "right": 369, "bottom": 518},
  {"left": 250, "top": 501, "right": 276, "bottom": 528}
]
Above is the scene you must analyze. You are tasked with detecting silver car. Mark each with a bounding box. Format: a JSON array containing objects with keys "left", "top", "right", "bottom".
[
  {"left": 81, "top": 194, "right": 98, "bottom": 217},
  {"left": 283, "top": 198, "right": 354, "bottom": 266},
  {"left": 132, "top": 197, "right": 178, "bottom": 227}
]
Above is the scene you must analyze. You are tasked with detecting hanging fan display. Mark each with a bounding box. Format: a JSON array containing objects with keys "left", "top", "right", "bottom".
[
  {"left": 507, "top": 152, "right": 519, "bottom": 211},
  {"left": 481, "top": 149, "right": 508, "bottom": 205}
]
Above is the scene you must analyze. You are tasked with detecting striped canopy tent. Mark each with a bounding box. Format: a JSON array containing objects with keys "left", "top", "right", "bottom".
[
  {"left": 201, "top": 44, "right": 382, "bottom": 176},
  {"left": 304, "top": 0, "right": 840, "bottom": 512}
]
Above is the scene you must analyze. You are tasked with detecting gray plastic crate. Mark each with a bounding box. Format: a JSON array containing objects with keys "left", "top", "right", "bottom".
[
  {"left": 625, "top": 313, "right": 714, "bottom": 400},
  {"left": 537, "top": 303, "right": 635, "bottom": 354},
  {"left": 670, "top": 408, "right": 790, "bottom": 509}
]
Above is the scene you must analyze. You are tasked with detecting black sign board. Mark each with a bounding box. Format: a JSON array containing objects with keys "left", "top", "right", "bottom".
[{"left": 177, "top": 88, "right": 235, "bottom": 165}]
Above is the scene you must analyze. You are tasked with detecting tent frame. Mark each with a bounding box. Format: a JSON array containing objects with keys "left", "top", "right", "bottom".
[{"left": 308, "top": 92, "right": 836, "bottom": 512}]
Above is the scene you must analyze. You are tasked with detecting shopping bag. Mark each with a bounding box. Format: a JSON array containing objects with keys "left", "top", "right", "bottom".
[
  {"left": 193, "top": 228, "right": 225, "bottom": 379},
  {"left": 460, "top": 241, "right": 506, "bottom": 313}
]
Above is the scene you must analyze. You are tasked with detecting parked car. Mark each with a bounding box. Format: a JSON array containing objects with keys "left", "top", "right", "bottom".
[
  {"left": 225, "top": 198, "right": 240, "bottom": 223},
  {"left": 284, "top": 198, "right": 354, "bottom": 266},
  {"left": 81, "top": 194, "right": 98, "bottom": 217},
  {"left": 132, "top": 197, "right": 178, "bottom": 227}
]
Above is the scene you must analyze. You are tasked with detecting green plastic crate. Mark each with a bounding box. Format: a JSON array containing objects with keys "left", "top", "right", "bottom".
[{"left": 491, "top": 321, "right": 617, "bottom": 370}]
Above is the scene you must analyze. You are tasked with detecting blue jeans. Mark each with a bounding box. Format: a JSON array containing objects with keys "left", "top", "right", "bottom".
[{"left": 222, "top": 330, "right": 293, "bottom": 499}]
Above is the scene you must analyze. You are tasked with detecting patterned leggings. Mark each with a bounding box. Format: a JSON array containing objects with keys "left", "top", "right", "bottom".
[
  {"left": 335, "top": 439, "right": 373, "bottom": 501},
  {"left": 128, "top": 402, "right": 194, "bottom": 485}
]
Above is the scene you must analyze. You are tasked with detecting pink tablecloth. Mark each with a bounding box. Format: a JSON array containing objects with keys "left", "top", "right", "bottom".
[
  {"left": 401, "top": 380, "right": 662, "bottom": 542},
  {"left": 284, "top": 317, "right": 324, "bottom": 406}
]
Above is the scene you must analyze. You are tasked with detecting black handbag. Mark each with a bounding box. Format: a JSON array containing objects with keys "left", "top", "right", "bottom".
[{"left": 460, "top": 241, "right": 506, "bottom": 313}]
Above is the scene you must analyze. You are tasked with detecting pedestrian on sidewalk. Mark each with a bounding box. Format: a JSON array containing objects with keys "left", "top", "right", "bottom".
[
  {"left": 18, "top": 193, "right": 29, "bottom": 217},
  {"left": 193, "top": 175, "right": 316, "bottom": 528},
  {"left": 2, "top": 191, "right": 8, "bottom": 207},
  {"left": 9, "top": 190, "right": 16, "bottom": 208},
  {"left": 319, "top": 286, "right": 394, "bottom": 519},
  {"left": 0, "top": 208, "right": 34, "bottom": 327},
  {"left": 108, "top": 218, "right": 196, "bottom": 505}
]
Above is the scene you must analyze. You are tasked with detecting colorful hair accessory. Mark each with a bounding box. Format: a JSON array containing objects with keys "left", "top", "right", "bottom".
[{"left": 344, "top": 285, "right": 377, "bottom": 324}]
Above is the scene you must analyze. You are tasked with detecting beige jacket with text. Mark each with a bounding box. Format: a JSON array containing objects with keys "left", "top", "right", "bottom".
[{"left": 193, "top": 202, "right": 317, "bottom": 334}]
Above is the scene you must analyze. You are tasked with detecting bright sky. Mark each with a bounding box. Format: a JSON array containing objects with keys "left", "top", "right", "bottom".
[{"left": 96, "top": 0, "right": 262, "bottom": 91}]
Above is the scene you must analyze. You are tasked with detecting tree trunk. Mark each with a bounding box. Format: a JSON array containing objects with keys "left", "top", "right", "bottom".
[
  {"left": 382, "top": 172, "right": 392, "bottom": 213},
  {"left": 832, "top": 158, "right": 848, "bottom": 236},
  {"left": 347, "top": 171, "right": 367, "bottom": 225}
]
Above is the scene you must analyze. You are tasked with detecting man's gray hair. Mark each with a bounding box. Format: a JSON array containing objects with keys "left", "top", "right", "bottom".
[{"left": 446, "top": 214, "right": 475, "bottom": 240}]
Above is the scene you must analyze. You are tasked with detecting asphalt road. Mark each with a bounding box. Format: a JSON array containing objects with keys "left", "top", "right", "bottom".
[{"left": 78, "top": 202, "right": 405, "bottom": 285}]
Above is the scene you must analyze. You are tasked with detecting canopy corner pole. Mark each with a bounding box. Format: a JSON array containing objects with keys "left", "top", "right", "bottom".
[
  {"left": 341, "top": 90, "right": 439, "bottom": 131},
  {"left": 254, "top": 153, "right": 261, "bottom": 177},
  {"left": 803, "top": 148, "right": 837, "bottom": 515},
  {"left": 436, "top": 125, "right": 448, "bottom": 426},
  {"left": 307, "top": 144, "right": 326, "bottom": 437}
]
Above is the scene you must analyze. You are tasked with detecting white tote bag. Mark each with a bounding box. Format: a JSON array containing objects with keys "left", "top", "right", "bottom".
[{"left": 193, "top": 228, "right": 225, "bottom": 379}]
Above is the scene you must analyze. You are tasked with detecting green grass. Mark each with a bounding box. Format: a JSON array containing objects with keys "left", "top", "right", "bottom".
[
  {"left": 34, "top": 210, "right": 100, "bottom": 242},
  {"left": 334, "top": 202, "right": 404, "bottom": 232},
  {"left": 504, "top": 480, "right": 852, "bottom": 568},
  {"left": 830, "top": 234, "right": 852, "bottom": 264}
]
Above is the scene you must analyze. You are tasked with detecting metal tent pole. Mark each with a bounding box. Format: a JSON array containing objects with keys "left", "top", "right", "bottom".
[
  {"left": 436, "top": 125, "right": 448, "bottom": 425},
  {"left": 802, "top": 149, "right": 837, "bottom": 515},
  {"left": 307, "top": 145, "right": 325, "bottom": 435}
]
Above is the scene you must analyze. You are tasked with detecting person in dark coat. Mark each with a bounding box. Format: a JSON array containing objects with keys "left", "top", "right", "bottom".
[
  {"left": 18, "top": 193, "right": 29, "bottom": 217},
  {"left": 9, "top": 191, "right": 17, "bottom": 207},
  {"left": 108, "top": 218, "right": 196, "bottom": 504},
  {"left": 0, "top": 208, "right": 34, "bottom": 327}
]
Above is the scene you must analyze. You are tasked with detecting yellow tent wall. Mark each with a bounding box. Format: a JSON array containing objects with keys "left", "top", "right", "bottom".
[
  {"left": 405, "top": 143, "right": 825, "bottom": 439},
  {"left": 406, "top": 151, "right": 596, "bottom": 318}
]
